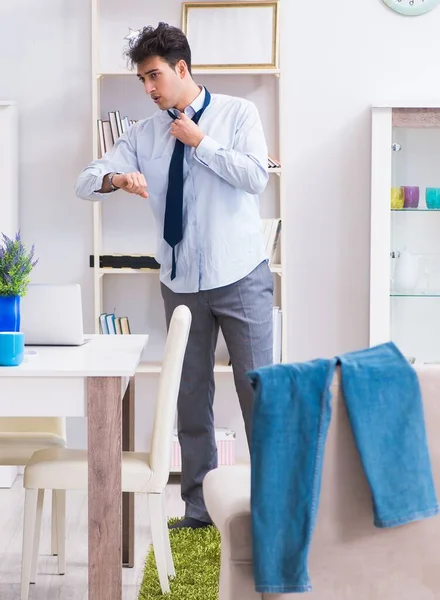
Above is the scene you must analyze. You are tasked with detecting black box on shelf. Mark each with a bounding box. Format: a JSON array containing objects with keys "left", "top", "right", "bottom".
[{"left": 89, "top": 254, "right": 161, "bottom": 270}]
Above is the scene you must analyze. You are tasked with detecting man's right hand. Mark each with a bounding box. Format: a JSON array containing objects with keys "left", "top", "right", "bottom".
[{"left": 113, "top": 172, "right": 148, "bottom": 198}]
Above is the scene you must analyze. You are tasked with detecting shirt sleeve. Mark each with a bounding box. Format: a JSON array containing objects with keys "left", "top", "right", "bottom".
[
  {"left": 194, "top": 101, "right": 269, "bottom": 195},
  {"left": 75, "top": 126, "right": 140, "bottom": 201}
]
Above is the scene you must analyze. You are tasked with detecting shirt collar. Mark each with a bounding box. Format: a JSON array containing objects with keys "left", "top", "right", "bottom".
[{"left": 188, "top": 86, "right": 205, "bottom": 114}]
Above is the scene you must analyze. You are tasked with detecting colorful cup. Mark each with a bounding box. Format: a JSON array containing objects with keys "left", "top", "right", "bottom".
[
  {"left": 0, "top": 332, "right": 25, "bottom": 366},
  {"left": 426, "top": 188, "right": 440, "bottom": 210},
  {"left": 391, "top": 187, "right": 404, "bottom": 209},
  {"left": 402, "top": 186, "right": 419, "bottom": 209}
]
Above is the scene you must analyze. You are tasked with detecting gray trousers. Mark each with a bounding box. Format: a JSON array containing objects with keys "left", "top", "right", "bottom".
[{"left": 161, "top": 260, "right": 274, "bottom": 522}]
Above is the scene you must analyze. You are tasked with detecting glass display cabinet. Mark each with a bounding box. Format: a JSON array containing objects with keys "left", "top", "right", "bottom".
[{"left": 370, "top": 106, "right": 440, "bottom": 363}]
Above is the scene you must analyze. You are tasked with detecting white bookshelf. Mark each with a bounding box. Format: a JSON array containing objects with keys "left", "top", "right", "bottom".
[
  {"left": 90, "top": 0, "right": 286, "bottom": 372},
  {"left": 0, "top": 102, "right": 18, "bottom": 238}
]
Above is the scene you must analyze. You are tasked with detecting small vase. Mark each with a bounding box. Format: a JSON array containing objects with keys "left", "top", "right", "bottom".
[
  {"left": 0, "top": 295, "right": 20, "bottom": 332},
  {"left": 402, "top": 186, "right": 420, "bottom": 209}
]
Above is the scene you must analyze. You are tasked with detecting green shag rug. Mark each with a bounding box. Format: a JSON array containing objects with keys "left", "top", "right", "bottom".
[{"left": 138, "top": 519, "right": 221, "bottom": 599}]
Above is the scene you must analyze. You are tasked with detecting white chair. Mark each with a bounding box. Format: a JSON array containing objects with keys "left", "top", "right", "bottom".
[
  {"left": 0, "top": 417, "right": 66, "bottom": 557},
  {"left": 20, "top": 304, "right": 192, "bottom": 599}
]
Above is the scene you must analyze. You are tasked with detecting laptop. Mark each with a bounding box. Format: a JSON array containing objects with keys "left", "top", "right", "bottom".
[{"left": 20, "top": 283, "right": 85, "bottom": 346}]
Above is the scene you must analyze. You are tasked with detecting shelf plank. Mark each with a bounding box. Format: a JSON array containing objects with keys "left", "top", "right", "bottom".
[
  {"left": 136, "top": 362, "right": 232, "bottom": 374},
  {"left": 269, "top": 263, "right": 282, "bottom": 274},
  {"left": 100, "top": 264, "right": 282, "bottom": 276},
  {"left": 392, "top": 108, "right": 440, "bottom": 128},
  {"left": 99, "top": 268, "right": 159, "bottom": 275},
  {"left": 213, "top": 364, "right": 233, "bottom": 373},
  {"left": 392, "top": 208, "right": 440, "bottom": 212},
  {"left": 391, "top": 293, "right": 440, "bottom": 298}
]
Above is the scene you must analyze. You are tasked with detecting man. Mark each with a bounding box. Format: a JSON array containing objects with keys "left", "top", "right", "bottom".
[{"left": 75, "top": 22, "right": 273, "bottom": 529}]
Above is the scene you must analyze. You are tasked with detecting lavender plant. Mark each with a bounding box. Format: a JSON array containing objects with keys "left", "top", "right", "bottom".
[{"left": 0, "top": 231, "right": 38, "bottom": 297}]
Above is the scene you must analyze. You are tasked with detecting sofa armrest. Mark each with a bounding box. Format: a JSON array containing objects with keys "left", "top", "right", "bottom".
[
  {"left": 204, "top": 465, "right": 252, "bottom": 559},
  {"left": 204, "top": 465, "right": 251, "bottom": 525}
]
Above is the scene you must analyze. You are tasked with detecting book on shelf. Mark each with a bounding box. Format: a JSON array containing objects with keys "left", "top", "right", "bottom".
[
  {"left": 268, "top": 155, "right": 281, "bottom": 170},
  {"left": 89, "top": 254, "right": 160, "bottom": 270},
  {"left": 121, "top": 116, "right": 130, "bottom": 133},
  {"left": 102, "top": 121, "right": 113, "bottom": 153},
  {"left": 99, "top": 313, "right": 131, "bottom": 335},
  {"left": 108, "top": 111, "right": 120, "bottom": 144},
  {"left": 120, "top": 317, "right": 131, "bottom": 334},
  {"left": 261, "top": 218, "right": 281, "bottom": 264},
  {"left": 97, "top": 119, "right": 105, "bottom": 159},
  {"left": 97, "top": 109, "right": 137, "bottom": 157}
]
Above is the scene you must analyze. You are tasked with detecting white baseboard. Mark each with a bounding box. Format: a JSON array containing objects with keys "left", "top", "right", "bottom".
[{"left": 0, "top": 466, "right": 18, "bottom": 488}]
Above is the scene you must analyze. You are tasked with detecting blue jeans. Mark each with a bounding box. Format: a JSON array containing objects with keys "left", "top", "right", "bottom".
[{"left": 248, "top": 342, "right": 439, "bottom": 593}]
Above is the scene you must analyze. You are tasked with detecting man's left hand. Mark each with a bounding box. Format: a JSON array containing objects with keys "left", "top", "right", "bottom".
[{"left": 170, "top": 113, "right": 205, "bottom": 148}]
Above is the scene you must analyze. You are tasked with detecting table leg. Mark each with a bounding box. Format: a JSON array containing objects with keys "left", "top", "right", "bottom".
[
  {"left": 88, "top": 376, "right": 122, "bottom": 600},
  {"left": 122, "top": 376, "right": 135, "bottom": 567}
]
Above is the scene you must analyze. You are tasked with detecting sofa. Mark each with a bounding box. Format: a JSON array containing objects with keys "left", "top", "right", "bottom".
[{"left": 203, "top": 365, "right": 440, "bottom": 600}]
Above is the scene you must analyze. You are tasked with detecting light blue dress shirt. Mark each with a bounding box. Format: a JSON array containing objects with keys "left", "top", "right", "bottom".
[{"left": 75, "top": 87, "right": 269, "bottom": 293}]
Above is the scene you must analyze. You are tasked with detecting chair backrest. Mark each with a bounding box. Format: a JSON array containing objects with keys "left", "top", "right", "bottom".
[{"left": 149, "top": 304, "right": 191, "bottom": 490}]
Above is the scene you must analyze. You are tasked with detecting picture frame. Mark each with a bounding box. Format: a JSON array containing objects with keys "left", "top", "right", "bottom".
[{"left": 181, "top": 1, "right": 279, "bottom": 70}]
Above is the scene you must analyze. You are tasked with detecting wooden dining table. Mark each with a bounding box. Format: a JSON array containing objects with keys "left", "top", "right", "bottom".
[{"left": 0, "top": 334, "right": 148, "bottom": 600}]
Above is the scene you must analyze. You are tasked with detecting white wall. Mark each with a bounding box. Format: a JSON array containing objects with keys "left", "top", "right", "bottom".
[
  {"left": 281, "top": 0, "right": 440, "bottom": 361},
  {"left": 0, "top": 0, "right": 94, "bottom": 324},
  {"left": 3, "top": 0, "right": 440, "bottom": 452},
  {"left": 0, "top": 103, "right": 18, "bottom": 238},
  {"left": 0, "top": 0, "right": 93, "bottom": 447}
]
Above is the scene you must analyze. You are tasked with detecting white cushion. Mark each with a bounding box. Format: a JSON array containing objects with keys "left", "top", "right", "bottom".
[{"left": 24, "top": 447, "right": 152, "bottom": 492}]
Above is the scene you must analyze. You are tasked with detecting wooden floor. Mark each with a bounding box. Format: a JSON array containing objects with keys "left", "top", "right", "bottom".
[{"left": 0, "top": 475, "right": 185, "bottom": 600}]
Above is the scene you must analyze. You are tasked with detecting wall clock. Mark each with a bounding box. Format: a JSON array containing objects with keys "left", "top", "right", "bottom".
[{"left": 383, "top": 0, "right": 440, "bottom": 15}]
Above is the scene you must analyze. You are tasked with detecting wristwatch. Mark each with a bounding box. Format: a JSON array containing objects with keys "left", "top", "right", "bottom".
[{"left": 108, "top": 172, "right": 121, "bottom": 191}]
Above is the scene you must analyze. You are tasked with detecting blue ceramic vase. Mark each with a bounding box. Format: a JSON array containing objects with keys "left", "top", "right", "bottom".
[{"left": 0, "top": 295, "right": 20, "bottom": 332}]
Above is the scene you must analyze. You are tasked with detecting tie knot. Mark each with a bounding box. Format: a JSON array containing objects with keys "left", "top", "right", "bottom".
[{"left": 168, "top": 109, "right": 180, "bottom": 121}]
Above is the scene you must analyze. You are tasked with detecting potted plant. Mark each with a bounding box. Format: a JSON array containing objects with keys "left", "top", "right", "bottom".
[{"left": 0, "top": 231, "right": 38, "bottom": 332}]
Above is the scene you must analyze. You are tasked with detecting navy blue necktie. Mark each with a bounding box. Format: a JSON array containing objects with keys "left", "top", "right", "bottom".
[{"left": 164, "top": 88, "right": 211, "bottom": 280}]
